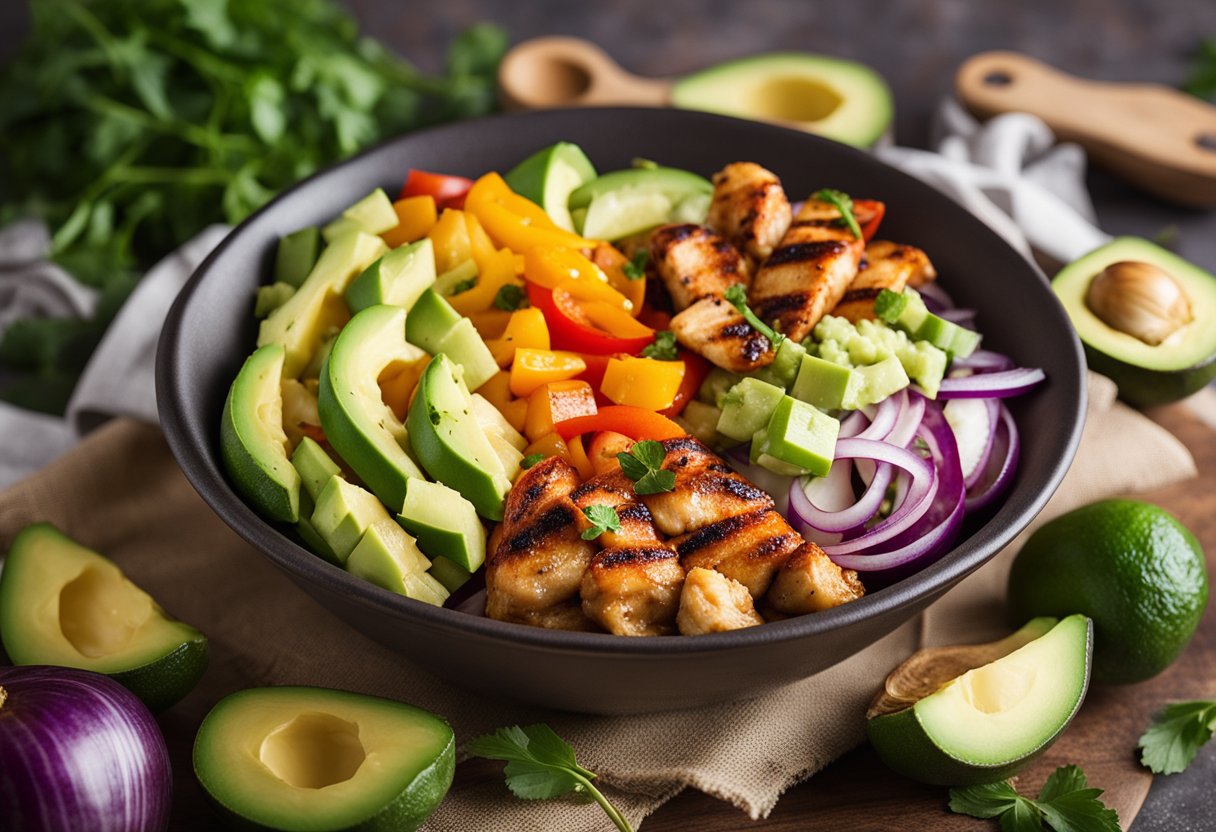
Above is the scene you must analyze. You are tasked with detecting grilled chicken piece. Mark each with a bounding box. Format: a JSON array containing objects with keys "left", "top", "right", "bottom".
[
  {"left": 833, "top": 240, "right": 937, "bottom": 323},
  {"left": 639, "top": 437, "right": 773, "bottom": 537},
  {"left": 767, "top": 542, "right": 866, "bottom": 614},
  {"left": 570, "top": 469, "right": 664, "bottom": 549},
  {"left": 672, "top": 508, "right": 802, "bottom": 598},
  {"left": 670, "top": 296, "right": 774, "bottom": 373},
  {"left": 707, "top": 162, "right": 792, "bottom": 266},
  {"left": 486, "top": 457, "right": 597, "bottom": 629},
  {"left": 676, "top": 567, "right": 764, "bottom": 635},
  {"left": 649, "top": 224, "right": 749, "bottom": 311},
  {"left": 580, "top": 547, "right": 684, "bottom": 636},
  {"left": 749, "top": 197, "right": 865, "bottom": 342}
]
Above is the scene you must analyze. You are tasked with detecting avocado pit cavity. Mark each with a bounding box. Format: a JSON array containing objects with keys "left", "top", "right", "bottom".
[
  {"left": 59, "top": 566, "right": 152, "bottom": 658},
  {"left": 259, "top": 712, "right": 366, "bottom": 789},
  {"left": 1085, "top": 260, "right": 1192, "bottom": 346}
]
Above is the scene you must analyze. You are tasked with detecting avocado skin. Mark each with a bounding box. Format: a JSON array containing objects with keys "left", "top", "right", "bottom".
[
  {"left": 112, "top": 636, "right": 209, "bottom": 712},
  {"left": 1083, "top": 344, "right": 1216, "bottom": 407}
]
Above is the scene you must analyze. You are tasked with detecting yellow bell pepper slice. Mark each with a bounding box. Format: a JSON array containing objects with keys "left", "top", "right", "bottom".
[
  {"left": 478, "top": 370, "right": 529, "bottom": 432},
  {"left": 487, "top": 308, "right": 551, "bottom": 368},
  {"left": 510, "top": 349, "right": 587, "bottom": 398},
  {"left": 467, "top": 309, "right": 511, "bottom": 341},
  {"left": 427, "top": 208, "right": 472, "bottom": 274},
  {"left": 524, "top": 381, "right": 598, "bottom": 443},
  {"left": 522, "top": 432, "right": 574, "bottom": 470},
  {"left": 553, "top": 276, "right": 631, "bottom": 311},
  {"left": 592, "top": 243, "right": 646, "bottom": 317},
  {"left": 524, "top": 245, "right": 602, "bottom": 289},
  {"left": 579, "top": 300, "right": 655, "bottom": 339},
  {"left": 449, "top": 247, "right": 521, "bottom": 316},
  {"left": 378, "top": 354, "right": 431, "bottom": 421},
  {"left": 381, "top": 196, "right": 437, "bottom": 249},
  {"left": 464, "top": 212, "right": 498, "bottom": 267},
  {"left": 566, "top": 434, "right": 595, "bottom": 481},
  {"left": 466, "top": 173, "right": 596, "bottom": 251},
  {"left": 600, "top": 356, "right": 686, "bottom": 411}
]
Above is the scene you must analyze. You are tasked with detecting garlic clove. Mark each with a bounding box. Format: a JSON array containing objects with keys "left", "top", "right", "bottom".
[{"left": 1085, "top": 260, "right": 1192, "bottom": 346}]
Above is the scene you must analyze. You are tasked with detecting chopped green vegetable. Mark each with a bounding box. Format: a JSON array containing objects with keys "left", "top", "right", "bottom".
[
  {"left": 520, "top": 453, "right": 546, "bottom": 470},
  {"left": 580, "top": 504, "right": 621, "bottom": 540},
  {"left": 1139, "top": 700, "right": 1216, "bottom": 775},
  {"left": 622, "top": 250, "right": 648, "bottom": 281},
  {"left": 724, "top": 284, "right": 784, "bottom": 348},
  {"left": 948, "top": 765, "right": 1120, "bottom": 832},
  {"left": 493, "top": 284, "right": 527, "bottom": 311},
  {"left": 616, "top": 439, "right": 676, "bottom": 495},
  {"left": 468, "top": 724, "right": 634, "bottom": 832},
  {"left": 451, "top": 277, "right": 478, "bottom": 295},
  {"left": 812, "top": 188, "right": 862, "bottom": 239},
  {"left": 874, "top": 288, "right": 908, "bottom": 322},
  {"left": 641, "top": 330, "right": 679, "bottom": 361}
]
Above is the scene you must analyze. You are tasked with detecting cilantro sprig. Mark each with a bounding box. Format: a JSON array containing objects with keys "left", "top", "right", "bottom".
[
  {"left": 622, "top": 250, "right": 649, "bottom": 281},
  {"left": 641, "top": 330, "right": 679, "bottom": 361},
  {"left": 493, "top": 284, "right": 527, "bottom": 311},
  {"left": 616, "top": 439, "right": 675, "bottom": 495},
  {"left": 580, "top": 504, "right": 621, "bottom": 540},
  {"left": 813, "top": 188, "right": 863, "bottom": 239},
  {"left": 520, "top": 453, "right": 546, "bottom": 470},
  {"left": 724, "top": 284, "right": 784, "bottom": 349},
  {"left": 948, "top": 765, "right": 1120, "bottom": 832},
  {"left": 469, "top": 724, "right": 634, "bottom": 832},
  {"left": 1139, "top": 699, "right": 1216, "bottom": 774}
]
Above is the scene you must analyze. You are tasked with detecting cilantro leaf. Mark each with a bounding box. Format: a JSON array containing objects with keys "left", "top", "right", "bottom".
[
  {"left": 581, "top": 504, "right": 621, "bottom": 540},
  {"left": 520, "top": 453, "right": 546, "bottom": 470},
  {"left": 874, "top": 288, "right": 907, "bottom": 323},
  {"left": 949, "top": 765, "right": 1120, "bottom": 832},
  {"left": 641, "top": 330, "right": 679, "bottom": 361},
  {"left": 617, "top": 439, "right": 676, "bottom": 495},
  {"left": 813, "top": 188, "right": 863, "bottom": 239},
  {"left": 1139, "top": 700, "right": 1216, "bottom": 775},
  {"left": 622, "top": 250, "right": 648, "bottom": 281},
  {"left": 451, "top": 277, "right": 478, "bottom": 295},
  {"left": 494, "top": 283, "right": 527, "bottom": 311},
  {"left": 724, "top": 284, "right": 784, "bottom": 348},
  {"left": 469, "top": 724, "right": 634, "bottom": 832}
]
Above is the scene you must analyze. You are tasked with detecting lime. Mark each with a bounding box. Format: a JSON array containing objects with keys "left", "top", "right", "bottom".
[{"left": 1007, "top": 499, "right": 1208, "bottom": 684}]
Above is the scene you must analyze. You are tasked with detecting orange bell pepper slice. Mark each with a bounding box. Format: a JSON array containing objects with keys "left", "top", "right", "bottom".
[
  {"left": 524, "top": 380, "right": 598, "bottom": 443},
  {"left": 487, "top": 307, "right": 551, "bottom": 368},
  {"left": 600, "top": 356, "right": 686, "bottom": 411},
  {"left": 522, "top": 431, "right": 574, "bottom": 469},
  {"left": 381, "top": 196, "right": 437, "bottom": 248},
  {"left": 591, "top": 243, "right": 646, "bottom": 317},
  {"left": 510, "top": 349, "right": 587, "bottom": 398},
  {"left": 555, "top": 405, "right": 685, "bottom": 442},
  {"left": 466, "top": 173, "right": 596, "bottom": 252},
  {"left": 579, "top": 299, "right": 655, "bottom": 339},
  {"left": 566, "top": 434, "right": 595, "bottom": 480},
  {"left": 448, "top": 247, "right": 520, "bottom": 317},
  {"left": 427, "top": 208, "right": 473, "bottom": 274}
]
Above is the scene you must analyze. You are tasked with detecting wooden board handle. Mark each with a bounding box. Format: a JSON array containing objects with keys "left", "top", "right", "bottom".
[
  {"left": 956, "top": 51, "right": 1216, "bottom": 207},
  {"left": 499, "top": 36, "right": 671, "bottom": 110}
]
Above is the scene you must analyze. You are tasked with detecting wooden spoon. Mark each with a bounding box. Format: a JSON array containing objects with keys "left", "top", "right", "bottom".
[
  {"left": 498, "top": 36, "right": 670, "bottom": 110},
  {"left": 956, "top": 51, "right": 1216, "bottom": 208}
]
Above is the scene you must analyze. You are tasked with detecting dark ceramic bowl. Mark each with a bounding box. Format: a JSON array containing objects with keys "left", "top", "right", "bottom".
[{"left": 158, "top": 108, "right": 1085, "bottom": 715}]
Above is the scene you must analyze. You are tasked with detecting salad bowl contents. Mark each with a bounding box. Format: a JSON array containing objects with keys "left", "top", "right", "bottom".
[{"left": 159, "top": 109, "right": 1084, "bottom": 712}]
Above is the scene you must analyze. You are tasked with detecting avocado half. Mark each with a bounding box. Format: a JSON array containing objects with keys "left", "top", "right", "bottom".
[
  {"left": 671, "top": 52, "right": 893, "bottom": 148},
  {"left": 194, "top": 686, "right": 454, "bottom": 832},
  {"left": 1053, "top": 237, "right": 1216, "bottom": 406},
  {"left": 0, "top": 523, "right": 208, "bottom": 711}
]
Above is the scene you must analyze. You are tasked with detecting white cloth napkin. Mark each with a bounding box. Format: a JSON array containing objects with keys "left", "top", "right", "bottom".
[{"left": 0, "top": 100, "right": 1117, "bottom": 486}]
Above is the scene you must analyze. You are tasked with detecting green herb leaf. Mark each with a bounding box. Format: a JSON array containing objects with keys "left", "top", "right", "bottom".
[
  {"left": 521, "top": 453, "right": 546, "bottom": 470},
  {"left": 949, "top": 765, "right": 1120, "bottom": 832},
  {"left": 622, "top": 250, "right": 648, "bottom": 281},
  {"left": 724, "top": 284, "right": 784, "bottom": 348},
  {"left": 581, "top": 504, "right": 622, "bottom": 540},
  {"left": 1184, "top": 38, "right": 1216, "bottom": 102},
  {"left": 617, "top": 439, "right": 676, "bottom": 495},
  {"left": 469, "top": 724, "right": 634, "bottom": 831},
  {"left": 451, "top": 277, "right": 478, "bottom": 295},
  {"left": 641, "top": 330, "right": 679, "bottom": 361},
  {"left": 1139, "top": 700, "right": 1216, "bottom": 775},
  {"left": 493, "top": 283, "right": 527, "bottom": 311},
  {"left": 873, "top": 289, "right": 907, "bottom": 323},
  {"left": 813, "top": 188, "right": 863, "bottom": 239}
]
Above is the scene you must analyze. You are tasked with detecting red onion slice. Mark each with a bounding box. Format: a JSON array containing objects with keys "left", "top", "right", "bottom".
[
  {"left": 916, "top": 282, "right": 956, "bottom": 310},
  {"left": 951, "top": 349, "right": 1015, "bottom": 373},
  {"left": 790, "top": 462, "right": 893, "bottom": 533},
  {"left": 965, "top": 403, "right": 1021, "bottom": 513},
  {"left": 937, "top": 367, "right": 1045, "bottom": 399},
  {"left": 944, "top": 396, "right": 1001, "bottom": 489}
]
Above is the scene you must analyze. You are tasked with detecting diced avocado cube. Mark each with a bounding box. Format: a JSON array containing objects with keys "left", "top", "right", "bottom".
[
  {"left": 678, "top": 400, "right": 724, "bottom": 448},
  {"left": 434, "top": 318, "right": 498, "bottom": 391},
  {"left": 397, "top": 478, "right": 487, "bottom": 572},
  {"left": 913, "top": 312, "right": 980, "bottom": 359},
  {"left": 402, "top": 572, "right": 452, "bottom": 607},
  {"left": 753, "top": 396, "right": 839, "bottom": 477},
  {"left": 291, "top": 437, "right": 343, "bottom": 505},
  {"left": 406, "top": 289, "right": 462, "bottom": 353},
  {"left": 752, "top": 338, "right": 807, "bottom": 390},
  {"left": 322, "top": 188, "right": 398, "bottom": 242},
  {"left": 791, "top": 353, "right": 859, "bottom": 411},
  {"left": 295, "top": 515, "right": 341, "bottom": 566},
  {"left": 433, "top": 260, "right": 479, "bottom": 297},
  {"left": 275, "top": 227, "right": 321, "bottom": 288},
  {"left": 428, "top": 555, "right": 474, "bottom": 593},
  {"left": 346, "top": 519, "right": 438, "bottom": 602},
  {"left": 311, "top": 476, "right": 392, "bottom": 564},
  {"left": 947, "top": 325, "right": 982, "bottom": 359},
  {"left": 346, "top": 238, "right": 437, "bottom": 314},
  {"left": 255, "top": 282, "right": 296, "bottom": 319},
  {"left": 717, "top": 378, "right": 787, "bottom": 441},
  {"left": 843, "top": 355, "right": 910, "bottom": 410},
  {"left": 899, "top": 340, "right": 948, "bottom": 398},
  {"left": 894, "top": 288, "right": 931, "bottom": 333},
  {"left": 698, "top": 367, "right": 744, "bottom": 408}
]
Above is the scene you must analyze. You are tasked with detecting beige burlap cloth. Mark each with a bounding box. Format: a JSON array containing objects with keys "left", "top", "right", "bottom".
[{"left": 0, "top": 372, "right": 1195, "bottom": 830}]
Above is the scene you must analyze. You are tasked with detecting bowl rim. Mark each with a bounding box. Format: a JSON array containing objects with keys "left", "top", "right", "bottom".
[{"left": 157, "top": 106, "right": 1087, "bottom": 657}]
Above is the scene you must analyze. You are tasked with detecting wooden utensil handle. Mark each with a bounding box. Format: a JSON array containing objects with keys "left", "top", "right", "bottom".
[
  {"left": 956, "top": 51, "right": 1216, "bottom": 207},
  {"left": 498, "top": 36, "right": 671, "bottom": 110}
]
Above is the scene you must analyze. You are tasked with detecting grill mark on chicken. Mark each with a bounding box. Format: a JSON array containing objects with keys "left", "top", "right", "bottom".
[
  {"left": 673, "top": 508, "right": 802, "bottom": 598},
  {"left": 707, "top": 162, "right": 792, "bottom": 265},
  {"left": 580, "top": 546, "right": 684, "bottom": 636},
  {"left": 764, "top": 239, "right": 849, "bottom": 268},
  {"left": 649, "top": 224, "right": 748, "bottom": 312},
  {"left": 833, "top": 240, "right": 937, "bottom": 322},
  {"left": 499, "top": 503, "right": 578, "bottom": 558},
  {"left": 639, "top": 438, "right": 774, "bottom": 537},
  {"left": 670, "top": 296, "right": 774, "bottom": 372}
]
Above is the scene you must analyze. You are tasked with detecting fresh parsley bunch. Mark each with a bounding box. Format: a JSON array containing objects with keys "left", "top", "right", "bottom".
[
  {"left": 949, "top": 765, "right": 1120, "bottom": 832},
  {"left": 0, "top": 0, "right": 506, "bottom": 412}
]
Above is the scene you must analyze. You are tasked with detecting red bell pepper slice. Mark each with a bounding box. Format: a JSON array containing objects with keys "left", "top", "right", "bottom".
[
  {"left": 526, "top": 283, "right": 655, "bottom": 355},
  {"left": 659, "top": 350, "right": 710, "bottom": 418},
  {"left": 400, "top": 170, "right": 473, "bottom": 210},
  {"left": 555, "top": 405, "right": 685, "bottom": 442}
]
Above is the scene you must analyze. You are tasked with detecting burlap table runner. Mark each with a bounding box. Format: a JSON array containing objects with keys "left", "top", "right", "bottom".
[{"left": 0, "top": 372, "right": 1195, "bottom": 830}]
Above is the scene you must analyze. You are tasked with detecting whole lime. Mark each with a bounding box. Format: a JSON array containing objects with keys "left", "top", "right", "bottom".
[{"left": 1007, "top": 499, "right": 1208, "bottom": 684}]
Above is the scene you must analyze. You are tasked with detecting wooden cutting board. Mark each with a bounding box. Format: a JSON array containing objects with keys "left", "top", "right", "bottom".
[{"left": 640, "top": 395, "right": 1216, "bottom": 830}]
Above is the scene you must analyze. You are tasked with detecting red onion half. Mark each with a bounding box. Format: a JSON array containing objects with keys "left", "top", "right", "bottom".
[{"left": 0, "top": 666, "right": 172, "bottom": 832}]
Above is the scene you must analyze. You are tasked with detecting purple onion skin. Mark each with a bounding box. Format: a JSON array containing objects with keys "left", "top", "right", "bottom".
[{"left": 0, "top": 666, "right": 171, "bottom": 832}]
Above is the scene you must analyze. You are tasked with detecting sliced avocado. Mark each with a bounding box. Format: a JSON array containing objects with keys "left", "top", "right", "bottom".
[
  {"left": 568, "top": 166, "right": 713, "bottom": 241},
  {"left": 671, "top": 52, "right": 894, "bottom": 148},
  {"left": 312, "top": 476, "right": 393, "bottom": 564},
  {"left": 291, "top": 437, "right": 343, "bottom": 506},
  {"left": 718, "top": 377, "right": 786, "bottom": 442},
  {"left": 0, "top": 523, "right": 208, "bottom": 711},
  {"left": 879, "top": 289, "right": 980, "bottom": 359},
  {"left": 275, "top": 226, "right": 321, "bottom": 288},
  {"left": 752, "top": 396, "right": 839, "bottom": 477},
  {"left": 322, "top": 188, "right": 399, "bottom": 242},
  {"left": 318, "top": 304, "right": 427, "bottom": 512},
  {"left": 470, "top": 393, "right": 526, "bottom": 479},
  {"left": 867, "top": 615, "right": 1092, "bottom": 785},
  {"left": 254, "top": 281, "right": 295, "bottom": 319},
  {"left": 258, "top": 230, "right": 388, "bottom": 378},
  {"left": 295, "top": 515, "right": 342, "bottom": 566},
  {"left": 193, "top": 686, "right": 454, "bottom": 832},
  {"left": 347, "top": 519, "right": 450, "bottom": 606},
  {"left": 504, "top": 141, "right": 597, "bottom": 232},
  {"left": 427, "top": 555, "right": 474, "bottom": 593},
  {"left": 407, "top": 354, "right": 512, "bottom": 521},
  {"left": 346, "top": 239, "right": 438, "bottom": 314},
  {"left": 220, "top": 343, "right": 301, "bottom": 524},
  {"left": 752, "top": 338, "right": 807, "bottom": 390},
  {"left": 845, "top": 354, "right": 909, "bottom": 409},
  {"left": 407, "top": 289, "right": 497, "bottom": 391},
  {"left": 1053, "top": 237, "right": 1216, "bottom": 405},
  {"left": 397, "top": 478, "right": 487, "bottom": 572}
]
